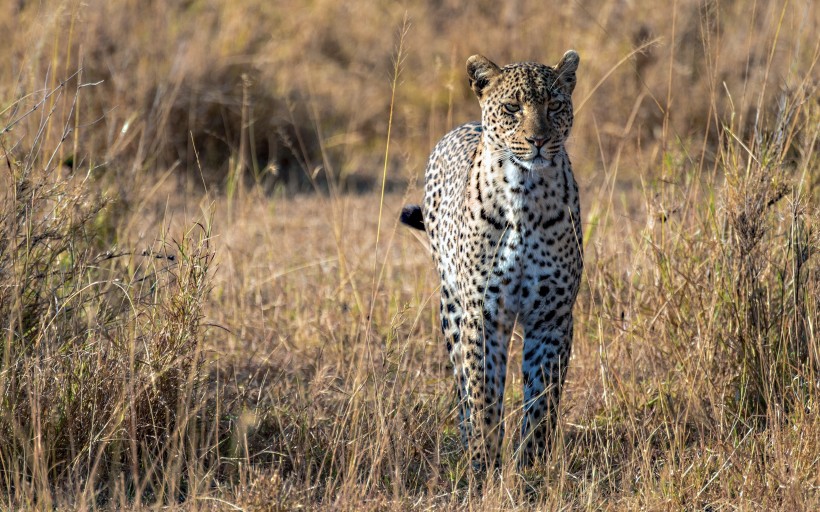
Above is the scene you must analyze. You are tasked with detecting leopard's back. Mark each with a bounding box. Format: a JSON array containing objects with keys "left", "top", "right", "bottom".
[{"left": 422, "top": 122, "right": 482, "bottom": 285}]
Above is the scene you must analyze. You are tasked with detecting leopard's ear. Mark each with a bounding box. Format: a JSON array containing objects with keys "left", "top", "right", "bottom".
[
  {"left": 467, "top": 55, "right": 501, "bottom": 99},
  {"left": 554, "top": 50, "right": 580, "bottom": 95}
]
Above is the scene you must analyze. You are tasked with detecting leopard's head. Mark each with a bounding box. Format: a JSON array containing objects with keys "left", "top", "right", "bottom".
[{"left": 467, "top": 50, "right": 579, "bottom": 168}]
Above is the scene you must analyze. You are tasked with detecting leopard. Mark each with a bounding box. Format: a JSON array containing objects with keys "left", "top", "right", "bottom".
[{"left": 401, "top": 50, "right": 583, "bottom": 471}]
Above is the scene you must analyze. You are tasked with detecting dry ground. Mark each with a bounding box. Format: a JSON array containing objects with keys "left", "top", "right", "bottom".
[{"left": 1, "top": 0, "right": 819, "bottom": 510}]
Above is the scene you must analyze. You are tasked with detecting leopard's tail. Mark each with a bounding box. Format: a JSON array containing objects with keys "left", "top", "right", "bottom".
[{"left": 400, "top": 205, "right": 425, "bottom": 231}]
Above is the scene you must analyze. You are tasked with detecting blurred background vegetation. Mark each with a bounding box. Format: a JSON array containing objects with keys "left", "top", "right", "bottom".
[{"left": 2, "top": 0, "right": 814, "bottom": 191}]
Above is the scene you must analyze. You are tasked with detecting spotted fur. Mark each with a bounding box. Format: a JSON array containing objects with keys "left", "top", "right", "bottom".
[{"left": 402, "top": 50, "right": 583, "bottom": 470}]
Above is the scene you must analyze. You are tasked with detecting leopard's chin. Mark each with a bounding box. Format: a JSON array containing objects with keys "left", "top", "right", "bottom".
[
  {"left": 531, "top": 155, "right": 550, "bottom": 165},
  {"left": 518, "top": 147, "right": 561, "bottom": 163},
  {"left": 518, "top": 154, "right": 554, "bottom": 169}
]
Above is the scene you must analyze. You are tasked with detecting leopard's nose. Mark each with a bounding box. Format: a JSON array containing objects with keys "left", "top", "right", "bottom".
[{"left": 526, "top": 136, "right": 547, "bottom": 149}]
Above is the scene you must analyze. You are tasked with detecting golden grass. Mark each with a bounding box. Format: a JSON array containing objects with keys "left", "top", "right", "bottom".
[{"left": 1, "top": 0, "right": 819, "bottom": 509}]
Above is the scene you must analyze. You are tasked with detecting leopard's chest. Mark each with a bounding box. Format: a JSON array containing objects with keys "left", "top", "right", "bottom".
[{"left": 461, "top": 156, "right": 581, "bottom": 316}]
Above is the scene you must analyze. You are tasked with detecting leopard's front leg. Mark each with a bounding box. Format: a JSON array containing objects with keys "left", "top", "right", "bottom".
[
  {"left": 517, "top": 310, "right": 574, "bottom": 468},
  {"left": 458, "top": 293, "right": 512, "bottom": 472}
]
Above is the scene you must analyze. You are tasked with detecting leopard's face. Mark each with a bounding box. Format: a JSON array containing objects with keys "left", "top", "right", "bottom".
[
  {"left": 467, "top": 51, "right": 579, "bottom": 168},
  {"left": 481, "top": 64, "right": 574, "bottom": 162}
]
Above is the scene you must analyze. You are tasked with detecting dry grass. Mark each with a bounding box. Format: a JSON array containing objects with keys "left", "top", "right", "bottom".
[{"left": 1, "top": 0, "right": 819, "bottom": 509}]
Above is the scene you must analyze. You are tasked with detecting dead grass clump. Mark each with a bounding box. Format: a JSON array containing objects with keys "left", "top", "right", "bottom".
[
  {"left": 0, "top": 85, "right": 214, "bottom": 508},
  {"left": 720, "top": 84, "right": 819, "bottom": 422},
  {"left": 573, "top": 81, "right": 819, "bottom": 506}
]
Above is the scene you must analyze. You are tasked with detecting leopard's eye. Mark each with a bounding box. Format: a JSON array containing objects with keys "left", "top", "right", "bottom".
[
  {"left": 503, "top": 103, "right": 520, "bottom": 114},
  {"left": 547, "top": 99, "right": 563, "bottom": 112}
]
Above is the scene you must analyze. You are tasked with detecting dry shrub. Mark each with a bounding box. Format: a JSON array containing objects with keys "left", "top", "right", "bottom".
[
  {"left": 720, "top": 83, "right": 818, "bottom": 420},
  {"left": 0, "top": 83, "right": 213, "bottom": 507},
  {"left": 572, "top": 82, "right": 819, "bottom": 508}
]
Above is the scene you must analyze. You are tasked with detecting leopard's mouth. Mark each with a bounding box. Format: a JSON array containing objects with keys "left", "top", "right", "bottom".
[
  {"left": 522, "top": 148, "right": 559, "bottom": 163},
  {"left": 509, "top": 143, "right": 560, "bottom": 167}
]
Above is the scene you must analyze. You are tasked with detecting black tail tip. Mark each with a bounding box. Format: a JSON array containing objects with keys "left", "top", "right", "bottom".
[{"left": 400, "top": 205, "right": 425, "bottom": 231}]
